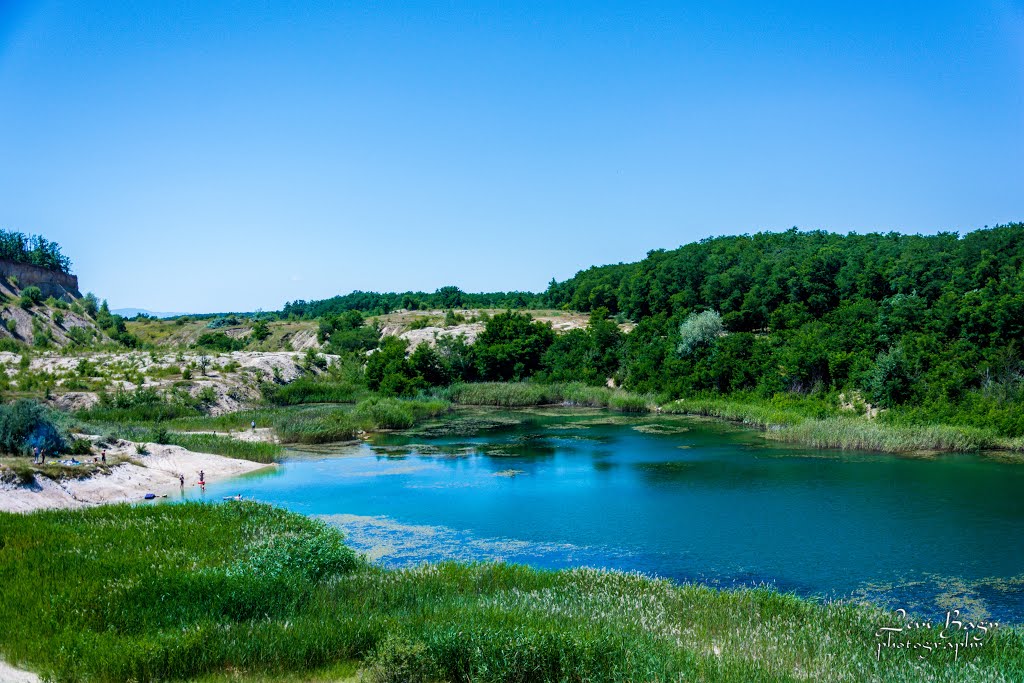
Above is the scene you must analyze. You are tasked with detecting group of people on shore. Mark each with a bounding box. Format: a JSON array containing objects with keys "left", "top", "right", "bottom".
[
  {"left": 33, "top": 447, "right": 108, "bottom": 466},
  {"left": 178, "top": 471, "right": 205, "bottom": 489}
]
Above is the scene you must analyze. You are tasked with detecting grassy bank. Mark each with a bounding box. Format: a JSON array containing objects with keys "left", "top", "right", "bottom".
[
  {"left": 272, "top": 397, "right": 450, "bottom": 444},
  {"left": 0, "top": 503, "right": 1019, "bottom": 682},
  {"left": 65, "top": 418, "right": 285, "bottom": 464},
  {"left": 661, "top": 395, "right": 1024, "bottom": 453},
  {"left": 439, "top": 381, "right": 652, "bottom": 412}
]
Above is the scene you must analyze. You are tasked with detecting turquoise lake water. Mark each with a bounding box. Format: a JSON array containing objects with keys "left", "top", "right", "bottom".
[{"left": 188, "top": 408, "right": 1024, "bottom": 623}]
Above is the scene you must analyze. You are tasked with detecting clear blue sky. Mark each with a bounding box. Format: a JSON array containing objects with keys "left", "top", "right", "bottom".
[{"left": 1, "top": 1, "right": 1022, "bottom": 313}]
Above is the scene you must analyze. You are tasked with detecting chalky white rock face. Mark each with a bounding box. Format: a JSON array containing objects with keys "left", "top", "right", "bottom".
[{"left": 0, "top": 350, "right": 338, "bottom": 416}]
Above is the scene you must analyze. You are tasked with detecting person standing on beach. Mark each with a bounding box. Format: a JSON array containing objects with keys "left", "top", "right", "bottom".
[
  {"left": 101, "top": 450, "right": 107, "bottom": 464},
  {"left": 179, "top": 473, "right": 184, "bottom": 489},
  {"left": 32, "top": 446, "right": 39, "bottom": 464},
  {"left": 251, "top": 420, "right": 256, "bottom": 431},
  {"left": 40, "top": 449, "right": 45, "bottom": 465}
]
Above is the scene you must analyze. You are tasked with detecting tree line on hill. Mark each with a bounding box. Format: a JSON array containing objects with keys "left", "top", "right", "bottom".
[
  {"left": 309, "top": 224, "right": 1024, "bottom": 436},
  {"left": 0, "top": 230, "right": 74, "bottom": 275}
]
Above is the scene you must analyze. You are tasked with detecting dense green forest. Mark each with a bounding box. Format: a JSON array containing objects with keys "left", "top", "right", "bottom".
[
  {"left": 310, "top": 224, "right": 1024, "bottom": 437},
  {"left": 0, "top": 230, "right": 73, "bottom": 274}
]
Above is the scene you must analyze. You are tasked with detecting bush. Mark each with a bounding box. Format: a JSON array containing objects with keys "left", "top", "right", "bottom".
[
  {"left": 369, "top": 637, "right": 437, "bottom": 683},
  {"left": 206, "top": 316, "right": 241, "bottom": 329},
  {"left": 251, "top": 319, "right": 271, "bottom": 341},
  {"left": 0, "top": 400, "right": 68, "bottom": 455},
  {"left": 69, "top": 438, "right": 94, "bottom": 456},
  {"left": 19, "top": 286, "right": 42, "bottom": 308},
  {"left": 195, "top": 332, "right": 247, "bottom": 352},
  {"left": 79, "top": 387, "right": 204, "bottom": 423},
  {"left": 677, "top": 310, "right": 723, "bottom": 356},
  {"left": 5, "top": 319, "right": 16, "bottom": 335}
]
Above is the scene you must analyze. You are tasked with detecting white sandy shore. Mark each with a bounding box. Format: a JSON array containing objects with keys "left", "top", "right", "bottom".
[
  {"left": 0, "top": 660, "right": 39, "bottom": 683},
  {"left": 0, "top": 441, "right": 272, "bottom": 514}
]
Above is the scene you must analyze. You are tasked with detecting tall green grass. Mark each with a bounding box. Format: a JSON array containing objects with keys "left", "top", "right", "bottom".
[
  {"left": 164, "top": 409, "right": 281, "bottom": 432},
  {"left": 262, "top": 377, "right": 366, "bottom": 406},
  {"left": 440, "top": 382, "right": 653, "bottom": 412},
  {"left": 273, "top": 398, "right": 450, "bottom": 444},
  {"left": 0, "top": 503, "right": 1020, "bottom": 682},
  {"left": 662, "top": 396, "right": 1013, "bottom": 453},
  {"left": 164, "top": 433, "right": 282, "bottom": 463}
]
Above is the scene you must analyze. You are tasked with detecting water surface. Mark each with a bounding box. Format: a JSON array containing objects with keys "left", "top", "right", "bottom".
[{"left": 192, "top": 409, "right": 1024, "bottom": 623}]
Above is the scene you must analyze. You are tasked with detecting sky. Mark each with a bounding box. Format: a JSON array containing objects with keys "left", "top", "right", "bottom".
[{"left": 1, "top": 1, "right": 1022, "bottom": 313}]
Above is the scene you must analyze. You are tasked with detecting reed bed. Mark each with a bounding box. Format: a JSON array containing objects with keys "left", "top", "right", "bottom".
[
  {"left": 440, "top": 382, "right": 654, "bottom": 412},
  {"left": 273, "top": 398, "right": 449, "bottom": 444},
  {"left": 662, "top": 398, "right": 1006, "bottom": 453},
  {"left": 261, "top": 377, "right": 366, "bottom": 406},
  {"left": 164, "top": 433, "right": 283, "bottom": 463},
  {"left": 0, "top": 503, "right": 1019, "bottom": 682}
]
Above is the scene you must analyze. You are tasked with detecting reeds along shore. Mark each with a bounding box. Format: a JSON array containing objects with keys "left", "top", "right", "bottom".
[{"left": 1, "top": 502, "right": 1020, "bottom": 682}]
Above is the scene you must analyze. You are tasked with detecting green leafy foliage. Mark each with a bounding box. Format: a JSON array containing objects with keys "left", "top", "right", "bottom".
[
  {"left": 18, "top": 285, "right": 42, "bottom": 308},
  {"left": 284, "top": 286, "right": 543, "bottom": 318},
  {"left": 473, "top": 311, "right": 555, "bottom": 381},
  {"left": 0, "top": 230, "right": 73, "bottom": 273},
  {"left": 0, "top": 399, "right": 68, "bottom": 455},
  {"left": 195, "top": 331, "right": 248, "bottom": 352},
  {"left": 318, "top": 310, "right": 380, "bottom": 354}
]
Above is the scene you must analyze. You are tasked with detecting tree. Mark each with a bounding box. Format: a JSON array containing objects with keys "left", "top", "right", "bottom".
[
  {"left": 365, "top": 337, "right": 422, "bottom": 397},
  {"left": 81, "top": 293, "right": 98, "bottom": 318},
  {"left": 474, "top": 311, "right": 555, "bottom": 381},
  {"left": 866, "top": 347, "right": 915, "bottom": 408},
  {"left": 0, "top": 400, "right": 67, "bottom": 455},
  {"left": 677, "top": 310, "right": 723, "bottom": 356},
  {"left": 434, "top": 286, "right": 464, "bottom": 309},
  {"left": 251, "top": 319, "right": 271, "bottom": 341}
]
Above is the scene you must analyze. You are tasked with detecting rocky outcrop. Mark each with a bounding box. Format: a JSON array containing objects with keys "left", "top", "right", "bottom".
[{"left": 0, "top": 260, "right": 81, "bottom": 300}]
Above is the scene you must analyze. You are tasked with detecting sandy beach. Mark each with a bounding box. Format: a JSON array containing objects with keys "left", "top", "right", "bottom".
[{"left": 0, "top": 441, "right": 272, "bottom": 514}]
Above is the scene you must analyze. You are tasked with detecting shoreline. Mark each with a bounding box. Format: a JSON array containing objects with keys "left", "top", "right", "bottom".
[
  {"left": 0, "top": 440, "right": 272, "bottom": 513},
  {"left": 439, "top": 381, "right": 1024, "bottom": 455}
]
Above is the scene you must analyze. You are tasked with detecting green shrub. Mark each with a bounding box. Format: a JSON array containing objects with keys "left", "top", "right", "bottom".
[
  {"left": 407, "top": 317, "right": 434, "bottom": 330},
  {"left": 251, "top": 319, "right": 271, "bottom": 341},
  {"left": 369, "top": 637, "right": 437, "bottom": 683},
  {"left": 0, "top": 400, "right": 68, "bottom": 455},
  {"left": 677, "top": 310, "right": 723, "bottom": 356},
  {"left": 5, "top": 318, "right": 16, "bottom": 335},
  {"left": 19, "top": 286, "right": 42, "bottom": 308},
  {"left": 68, "top": 437, "right": 93, "bottom": 456},
  {"left": 79, "top": 387, "right": 204, "bottom": 423},
  {"left": 195, "top": 332, "right": 247, "bottom": 352},
  {"left": 66, "top": 326, "right": 91, "bottom": 346}
]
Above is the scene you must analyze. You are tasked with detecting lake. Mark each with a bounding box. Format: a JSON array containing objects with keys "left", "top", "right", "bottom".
[{"left": 190, "top": 408, "right": 1024, "bottom": 623}]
